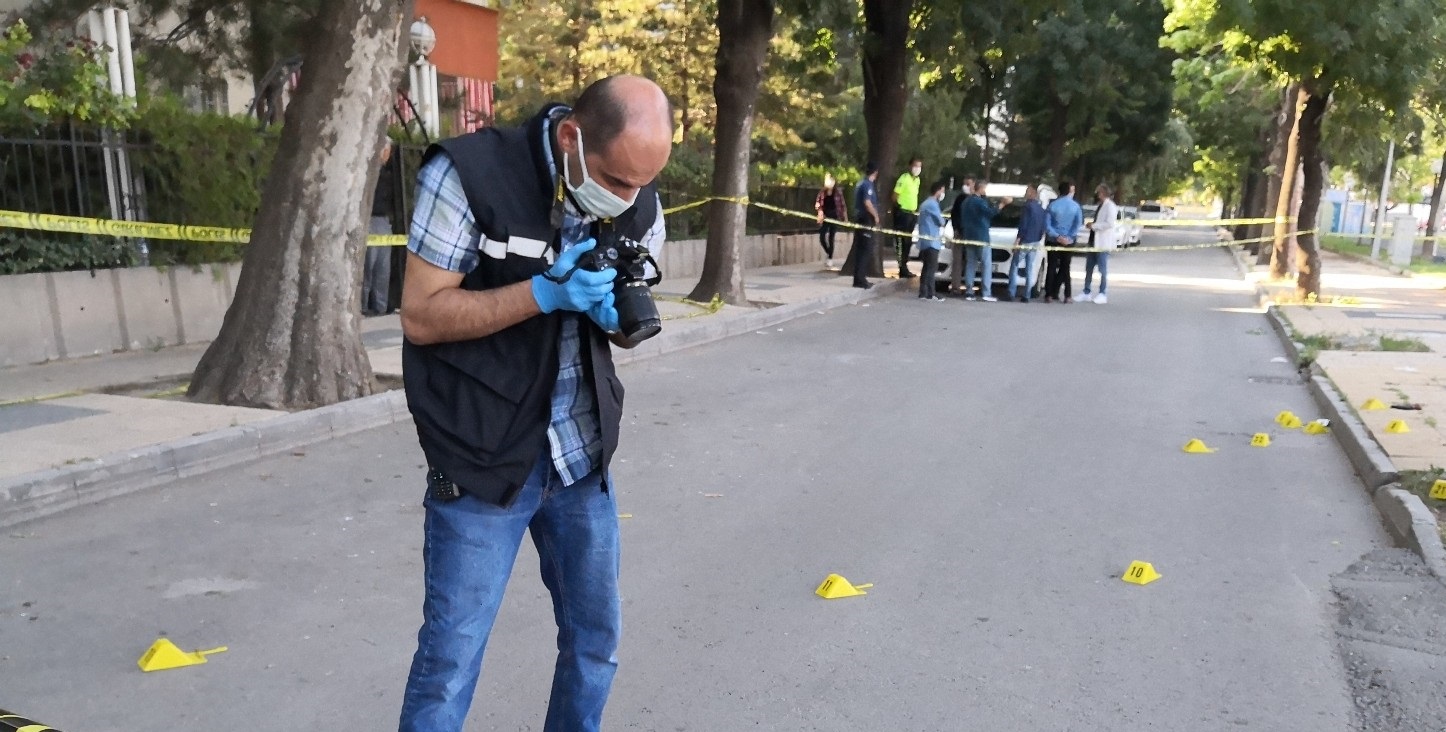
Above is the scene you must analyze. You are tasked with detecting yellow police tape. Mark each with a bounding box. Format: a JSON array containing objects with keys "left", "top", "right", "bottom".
[
  {"left": 0, "top": 209, "right": 408, "bottom": 247},
  {"left": 1, "top": 199, "right": 1288, "bottom": 254},
  {"left": 0, "top": 709, "right": 58, "bottom": 732}
]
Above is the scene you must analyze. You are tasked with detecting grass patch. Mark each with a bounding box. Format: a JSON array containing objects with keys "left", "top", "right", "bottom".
[
  {"left": 1297, "top": 333, "right": 1341, "bottom": 350},
  {"left": 1380, "top": 334, "right": 1431, "bottom": 352},
  {"left": 1321, "top": 234, "right": 1446, "bottom": 275}
]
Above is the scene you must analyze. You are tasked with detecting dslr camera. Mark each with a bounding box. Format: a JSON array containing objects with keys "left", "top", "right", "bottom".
[{"left": 576, "top": 229, "right": 663, "bottom": 342}]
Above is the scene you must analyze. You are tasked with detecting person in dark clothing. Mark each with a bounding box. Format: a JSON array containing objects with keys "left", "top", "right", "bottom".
[
  {"left": 815, "top": 173, "right": 847, "bottom": 267},
  {"left": 1008, "top": 184, "right": 1048, "bottom": 303},
  {"left": 852, "top": 162, "right": 881, "bottom": 289},
  {"left": 363, "top": 138, "right": 397, "bottom": 315},
  {"left": 959, "top": 180, "right": 1012, "bottom": 301},
  {"left": 916, "top": 180, "right": 947, "bottom": 300}
]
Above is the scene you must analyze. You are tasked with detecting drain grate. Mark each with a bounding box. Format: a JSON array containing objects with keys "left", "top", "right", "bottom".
[{"left": 1247, "top": 374, "right": 1303, "bottom": 386}]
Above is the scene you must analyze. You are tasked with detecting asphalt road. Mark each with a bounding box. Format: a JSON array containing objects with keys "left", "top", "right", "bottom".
[{"left": 1, "top": 231, "right": 1403, "bottom": 730}]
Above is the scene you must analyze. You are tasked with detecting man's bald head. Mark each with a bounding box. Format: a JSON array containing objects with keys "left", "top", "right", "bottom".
[
  {"left": 572, "top": 75, "right": 673, "bottom": 154},
  {"left": 558, "top": 74, "right": 674, "bottom": 203}
]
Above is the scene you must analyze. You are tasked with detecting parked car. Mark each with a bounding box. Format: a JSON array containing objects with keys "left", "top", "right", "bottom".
[
  {"left": 1078, "top": 203, "right": 1141, "bottom": 247},
  {"left": 909, "top": 183, "right": 1056, "bottom": 296},
  {"left": 1138, "top": 200, "right": 1174, "bottom": 221}
]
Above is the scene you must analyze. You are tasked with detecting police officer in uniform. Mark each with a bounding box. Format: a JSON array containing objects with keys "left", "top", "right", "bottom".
[{"left": 395, "top": 75, "right": 672, "bottom": 732}]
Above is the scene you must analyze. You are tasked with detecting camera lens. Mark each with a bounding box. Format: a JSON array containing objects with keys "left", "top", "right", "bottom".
[{"left": 613, "top": 280, "right": 661, "bottom": 342}]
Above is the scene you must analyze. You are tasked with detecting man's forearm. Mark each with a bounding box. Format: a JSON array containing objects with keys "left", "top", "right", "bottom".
[{"left": 402, "top": 280, "right": 541, "bottom": 346}]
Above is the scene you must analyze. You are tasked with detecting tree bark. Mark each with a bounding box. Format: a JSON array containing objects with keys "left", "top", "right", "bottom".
[
  {"left": 1258, "top": 85, "right": 1294, "bottom": 265},
  {"left": 1295, "top": 86, "right": 1330, "bottom": 300},
  {"left": 861, "top": 0, "right": 913, "bottom": 189},
  {"left": 687, "top": 0, "right": 774, "bottom": 305},
  {"left": 1269, "top": 85, "right": 1306, "bottom": 277},
  {"left": 1235, "top": 143, "right": 1267, "bottom": 249},
  {"left": 189, "top": 0, "right": 413, "bottom": 409},
  {"left": 1425, "top": 145, "right": 1446, "bottom": 258}
]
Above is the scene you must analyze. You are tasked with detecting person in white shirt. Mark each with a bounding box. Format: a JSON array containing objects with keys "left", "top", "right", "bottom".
[{"left": 1082, "top": 183, "right": 1119, "bottom": 304}]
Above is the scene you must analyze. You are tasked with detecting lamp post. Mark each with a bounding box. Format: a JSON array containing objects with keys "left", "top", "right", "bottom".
[
  {"left": 409, "top": 17, "right": 440, "bottom": 138},
  {"left": 1370, "top": 139, "right": 1396, "bottom": 260}
]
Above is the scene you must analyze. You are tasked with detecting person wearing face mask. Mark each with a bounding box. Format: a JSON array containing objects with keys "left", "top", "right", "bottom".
[
  {"left": 892, "top": 157, "right": 924, "bottom": 279},
  {"left": 395, "top": 75, "right": 673, "bottom": 732},
  {"left": 916, "top": 180, "right": 948, "bottom": 301},
  {"left": 815, "top": 172, "right": 847, "bottom": 268}
]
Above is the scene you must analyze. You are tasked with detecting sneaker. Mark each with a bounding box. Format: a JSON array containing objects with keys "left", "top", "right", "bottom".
[
  {"left": 932, "top": 296, "right": 946, "bottom": 302},
  {"left": 1017, "top": 296, "right": 1029, "bottom": 303},
  {"left": 826, "top": 258, "right": 834, "bottom": 268},
  {"left": 1093, "top": 293, "right": 1108, "bottom": 304},
  {"left": 900, "top": 270, "right": 917, "bottom": 279},
  {"left": 963, "top": 295, "right": 976, "bottom": 301},
  {"left": 1063, "top": 297, "right": 1074, "bottom": 304},
  {"left": 981, "top": 295, "right": 998, "bottom": 302},
  {"left": 854, "top": 281, "right": 874, "bottom": 290}
]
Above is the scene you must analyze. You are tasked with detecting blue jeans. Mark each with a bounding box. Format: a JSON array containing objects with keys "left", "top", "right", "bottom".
[
  {"left": 1008, "top": 246, "right": 1040, "bottom": 299},
  {"left": 1083, "top": 251, "right": 1110, "bottom": 295},
  {"left": 964, "top": 245, "right": 992, "bottom": 295},
  {"left": 399, "top": 452, "right": 621, "bottom": 732}
]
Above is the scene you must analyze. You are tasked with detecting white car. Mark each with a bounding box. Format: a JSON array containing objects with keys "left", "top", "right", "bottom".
[
  {"left": 1078, "top": 203, "right": 1141, "bottom": 248},
  {"left": 909, "top": 183, "right": 1056, "bottom": 296}
]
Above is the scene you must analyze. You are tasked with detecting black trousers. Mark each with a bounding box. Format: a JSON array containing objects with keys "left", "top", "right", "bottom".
[
  {"left": 818, "top": 222, "right": 837, "bottom": 258},
  {"left": 918, "top": 248, "right": 940, "bottom": 298},
  {"left": 852, "top": 229, "right": 874, "bottom": 286},
  {"left": 1045, "top": 250, "right": 1074, "bottom": 300},
  {"left": 893, "top": 211, "right": 917, "bottom": 271}
]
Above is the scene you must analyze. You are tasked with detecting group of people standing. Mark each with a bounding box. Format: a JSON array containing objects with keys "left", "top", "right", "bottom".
[{"left": 815, "top": 165, "right": 1121, "bottom": 304}]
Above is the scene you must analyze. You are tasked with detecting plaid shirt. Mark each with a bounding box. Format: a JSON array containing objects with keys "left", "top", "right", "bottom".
[{"left": 407, "top": 120, "right": 665, "bottom": 485}]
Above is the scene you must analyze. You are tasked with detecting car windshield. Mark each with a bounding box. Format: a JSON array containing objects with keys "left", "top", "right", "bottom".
[
  {"left": 990, "top": 200, "right": 1023, "bottom": 229},
  {"left": 1141, "top": 204, "right": 1164, "bottom": 213}
]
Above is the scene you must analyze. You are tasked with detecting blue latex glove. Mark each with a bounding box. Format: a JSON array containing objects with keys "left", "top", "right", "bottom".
[
  {"left": 531, "top": 238, "right": 617, "bottom": 314},
  {"left": 587, "top": 292, "right": 620, "bottom": 334}
]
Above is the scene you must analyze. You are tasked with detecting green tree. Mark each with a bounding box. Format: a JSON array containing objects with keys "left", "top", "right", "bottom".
[{"left": 1167, "top": 0, "right": 1445, "bottom": 298}]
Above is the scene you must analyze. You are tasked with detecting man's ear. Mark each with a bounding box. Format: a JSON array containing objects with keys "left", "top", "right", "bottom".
[{"left": 556, "top": 118, "right": 580, "bottom": 156}]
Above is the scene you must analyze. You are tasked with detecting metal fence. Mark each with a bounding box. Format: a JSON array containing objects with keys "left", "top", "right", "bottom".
[{"left": 1, "top": 130, "right": 822, "bottom": 276}]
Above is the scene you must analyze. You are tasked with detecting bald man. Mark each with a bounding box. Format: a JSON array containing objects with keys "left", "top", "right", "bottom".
[{"left": 397, "top": 75, "right": 673, "bottom": 732}]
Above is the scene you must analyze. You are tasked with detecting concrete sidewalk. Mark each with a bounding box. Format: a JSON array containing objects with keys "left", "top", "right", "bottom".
[
  {"left": 1243, "top": 250, "right": 1446, "bottom": 472},
  {"left": 1, "top": 260, "right": 904, "bottom": 527}
]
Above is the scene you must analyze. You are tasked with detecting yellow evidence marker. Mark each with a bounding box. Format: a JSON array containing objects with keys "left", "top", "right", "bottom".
[
  {"left": 1182, "top": 439, "right": 1215, "bottom": 454},
  {"left": 1361, "top": 398, "right": 1387, "bottom": 411},
  {"left": 1429, "top": 480, "right": 1446, "bottom": 501},
  {"left": 1275, "top": 412, "right": 1302, "bottom": 429},
  {"left": 1122, "top": 561, "right": 1162, "bottom": 585},
  {"left": 815, "top": 573, "right": 872, "bottom": 599},
  {"left": 1385, "top": 420, "right": 1411, "bottom": 434},
  {"left": 138, "top": 638, "right": 228, "bottom": 672},
  {"left": 1251, "top": 433, "right": 1271, "bottom": 447},
  {"left": 1303, "top": 420, "right": 1330, "bottom": 435}
]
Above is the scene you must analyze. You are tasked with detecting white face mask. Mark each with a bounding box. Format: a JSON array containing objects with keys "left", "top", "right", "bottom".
[
  {"left": 564, "top": 124, "right": 638, "bottom": 219},
  {"left": 910, "top": 166, "right": 922, "bottom": 176}
]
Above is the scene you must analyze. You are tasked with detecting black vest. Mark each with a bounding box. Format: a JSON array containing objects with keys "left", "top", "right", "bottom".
[{"left": 403, "top": 104, "right": 660, "bottom": 506}]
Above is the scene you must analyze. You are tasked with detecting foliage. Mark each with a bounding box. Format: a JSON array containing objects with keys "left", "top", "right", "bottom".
[
  {"left": 0, "top": 19, "right": 134, "bottom": 129},
  {"left": 23, "top": 0, "right": 322, "bottom": 89},
  {"left": 130, "top": 99, "right": 281, "bottom": 265},
  {"left": 0, "top": 230, "right": 137, "bottom": 274}
]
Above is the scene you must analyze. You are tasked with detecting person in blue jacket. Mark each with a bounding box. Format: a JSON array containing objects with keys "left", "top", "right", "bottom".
[
  {"left": 959, "top": 180, "right": 1012, "bottom": 301},
  {"left": 915, "top": 180, "right": 947, "bottom": 301}
]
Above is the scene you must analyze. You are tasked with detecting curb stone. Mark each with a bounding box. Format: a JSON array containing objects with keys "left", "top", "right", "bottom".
[
  {"left": 1373, "top": 485, "right": 1446, "bottom": 585},
  {"left": 1237, "top": 245, "right": 1444, "bottom": 582},
  {"left": 0, "top": 279, "right": 903, "bottom": 528}
]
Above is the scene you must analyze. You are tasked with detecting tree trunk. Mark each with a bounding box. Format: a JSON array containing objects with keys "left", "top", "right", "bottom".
[
  {"left": 861, "top": 0, "right": 913, "bottom": 188},
  {"left": 1258, "top": 84, "right": 1295, "bottom": 265},
  {"left": 1235, "top": 143, "right": 1267, "bottom": 248},
  {"left": 1269, "top": 85, "right": 1306, "bottom": 277},
  {"left": 189, "top": 0, "right": 413, "bottom": 409},
  {"left": 1046, "top": 98, "right": 1068, "bottom": 177},
  {"left": 1425, "top": 145, "right": 1446, "bottom": 258},
  {"left": 686, "top": 0, "right": 774, "bottom": 305},
  {"left": 1295, "top": 87, "right": 1330, "bottom": 300}
]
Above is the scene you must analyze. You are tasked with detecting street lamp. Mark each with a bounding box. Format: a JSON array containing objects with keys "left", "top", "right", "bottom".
[{"left": 409, "top": 17, "right": 440, "bottom": 137}]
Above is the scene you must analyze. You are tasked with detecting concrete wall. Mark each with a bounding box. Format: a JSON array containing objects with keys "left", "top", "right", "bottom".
[
  {"left": 657, "top": 231, "right": 856, "bottom": 280},
  {"left": 0, "top": 233, "right": 847, "bottom": 368},
  {"left": 0, "top": 263, "right": 240, "bottom": 368}
]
